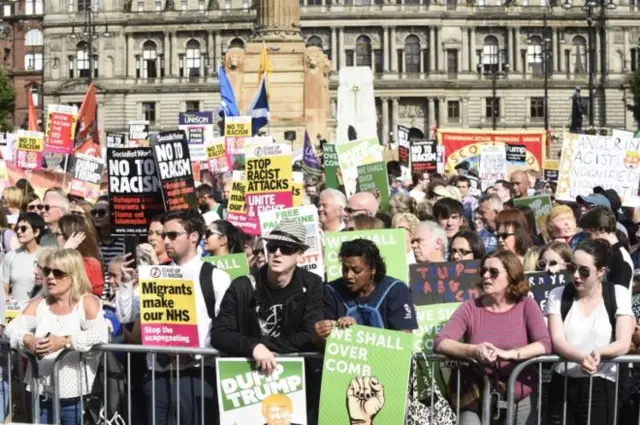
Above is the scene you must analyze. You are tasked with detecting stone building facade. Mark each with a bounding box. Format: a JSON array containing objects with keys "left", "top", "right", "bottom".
[
  {"left": 1, "top": 0, "right": 44, "bottom": 129},
  {"left": 42, "top": 0, "right": 640, "bottom": 145}
]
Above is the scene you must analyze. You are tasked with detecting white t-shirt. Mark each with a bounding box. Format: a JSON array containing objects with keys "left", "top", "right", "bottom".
[{"left": 544, "top": 284, "right": 632, "bottom": 381}]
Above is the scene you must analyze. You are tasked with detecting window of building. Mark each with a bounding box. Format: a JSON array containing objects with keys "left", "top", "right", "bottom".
[
  {"left": 25, "top": 53, "right": 43, "bottom": 70},
  {"left": 142, "top": 102, "right": 156, "bottom": 124},
  {"left": 181, "top": 0, "right": 188, "bottom": 10},
  {"left": 631, "top": 42, "right": 640, "bottom": 71},
  {"left": 186, "top": 40, "right": 201, "bottom": 78},
  {"left": 448, "top": 100, "right": 460, "bottom": 121},
  {"left": 137, "top": 1, "right": 144, "bottom": 12},
  {"left": 404, "top": 35, "right": 420, "bottom": 73},
  {"left": 25, "top": 29, "right": 44, "bottom": 46},
  {"left": 485, "top": 97, "right": 500, "bottom": 119},
  {"left": 25, "top": 0, "right": 43, "bottom": 14},
  {"left": 345, "top": 50, "right": 354, "bottom": 67},
  {"left": 142, "top": 41, "right": 157, "bottom": 78},
  {"left": 447, "top": 49, "right": 458, "bottom": 77},
  {"left": 527, "top": 40, "right": 542, "bottom": 75},
  {"left": 572, "top": 36, "right": 587, "bottom": 74},
  {"left": 307, "top": 0, "right": 322, "bottom": 4},
  {"left": 30, "top": 86, "right": 39, "bottom": 107},
  {"left": 78, "top": 0, "right": 90, "bottom": 11},
  {"left": 76, "top": 43, "right": 90, "bottom": 78},
  {"left": 199, "top": 0, "right": 206, "bottom": 10},
  {"left": 155, "top": 0, "right": 162, "bottom": 11},
  {"left": 374, "top": 50, "right": 383, "bottom": 73},
  {"left": 530, "top": 97, "right": 544, "bottom": 120},
  {"left": 355, "top": 35, "right": 371, "bottom": 67},
  {"left": 186, "top": 101, "right": 200, "bottom": 112},
  {"left": 68, "top": 55, "right": 74, "bottom": 78},
  {"left": 3, "top": 4, "right": 10, "bottom": 16},
  {"left": 482, "top": 36, "right": 499, "bottom": 73}
]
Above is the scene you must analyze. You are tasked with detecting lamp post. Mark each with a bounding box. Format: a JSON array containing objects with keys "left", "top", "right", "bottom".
[
  {"left": 477, "top": 49, "right": 509, "bottom": 130},
  {"left": 68, "top": 5, "right": 111, "bottom": 83},
  {"left": 562, "top": 0, "right": 616, "bottom": 127}
]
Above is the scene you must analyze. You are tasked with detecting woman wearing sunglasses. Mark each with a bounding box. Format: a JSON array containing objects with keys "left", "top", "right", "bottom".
[
  {"left": 21, "top": 192, "right": 43, "bottom": 215},
  {"left": 203, "top": 220, "right": 244, "bottom": 257},
  {"left": 544, "top": 239, "right": 633, "bottom": 425},
  {"left": 313, "top": 239, "right": 418, "bottom": 347},
  {"left": 0, "top": 213, "right": 45, "bottom": 302},
  {"left": 449, "top": 230, "right": 486, "bottom": 262},
  {"left": 434, "top": 250, "right": 551, "bottom": 425},
  {"left": 7, "top": 248, "right": 109, "bottom": 425},
  {"left": 537, "top": 241, "right": 573, "bottom": 274},
  {"left": 495, "top": 209, "right": 533, "bottom": 263}
]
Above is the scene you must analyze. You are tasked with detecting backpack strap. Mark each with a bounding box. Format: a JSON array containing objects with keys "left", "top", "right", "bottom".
[
  {"left": 199, "top": 262, "right": 216, "bottom": 320},
  {"left": 560, "top": 283, "right": 575, "bottom": 321},
  {"left": 373, "top": 280, "right": 400, "bottom": 309},
  {"left": 247, "top": 274, "right": 257, "bottom": 290},
  {"left": 602, "top": 283, "right": 618, "bottom": 341}
]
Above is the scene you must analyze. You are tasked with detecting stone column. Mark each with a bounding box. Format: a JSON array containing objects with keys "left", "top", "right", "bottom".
[
  {"left": 428, "top": 97, "right": 435, "bottom": 129},
  {"left": 256, "top": 0, "right": 301, "bottom": 37},
  {"left": 164, "top": 32, "right": 171, "bottom": 74},
  {"left": 391, "top": 98, "right": 399, "bottom": 142},
  {"left": 429, "top": 27, "right": 436, "bottom": 72},
  {"left": 381, "top": 97, "right": 389, "bottom": 144},
  {"left": 331, "top": 27, "right": 337, "bottom": 71},
  {"left": 594, "top": 29, "right": 600, "bottom": 73},
  {"left": 514, "top": 28, "right": 522, "bottom": 72},
  {"left": 438, "top": 29, "right": 445, "bottom": 72},
  {"left": 438, "top": 97, "right": 446, "bottom": 128},
  {"left": 462, "top": 27, "right": 469, "bottom": 72},
  {"left": 171, "top": 32, "right": 179, "bottom": 76},
  {"left": 420, "top": 49, "right": 424, "bottom": 73},
  {"left": 507, "top": 28, "right": 514, "bottom": 70},
  {"left": 127, "top": 34, "right": 135, "bottom": 78},
  {"left": 623, "top": 28, "right": 629, "bottom": 71},
  {"left": 470, "top": 27, "right": 476, "bottom": 72},
  {"left": 213, "top": 31, "right": 220, "bottom": 68},
  {"left": 383, "top": 26, "right": 389, "bottom": 72},
  {"left": 461, "top": 97, "right": 467, "bottom": 127},
  {"left": 207, "top": 31, "right": 214, "bottom": 71},
  {"left": 97, "top": 38, "right": 104, "bottom": 76},
  {"left": 338, "top": 28, "right": 345, "bottom": 70},
  {"left": 390, "top": 27, "right": 397, "bottom": 72}
]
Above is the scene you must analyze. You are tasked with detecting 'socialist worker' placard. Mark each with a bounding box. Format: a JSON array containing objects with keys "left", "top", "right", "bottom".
[
  {"left": 107, "top": 147, "right": 165, "bottom": 235},
  {"left": 152, "top": 130, "right": 197, "bottom": 212},
  {"left": 139, "top": 265, "right": 199, "bottom": 347}
]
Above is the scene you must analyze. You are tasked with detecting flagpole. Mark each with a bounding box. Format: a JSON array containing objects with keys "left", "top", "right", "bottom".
[{"left": 62, "top": 154, "right": 69, "bottom": 188}]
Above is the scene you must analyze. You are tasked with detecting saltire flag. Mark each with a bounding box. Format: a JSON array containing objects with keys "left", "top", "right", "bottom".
[
  {"left": 217, "top": 64, "right": 240, "bottom": 119},
  {"left": 246, "top": 73, "right": 269, "bottom": 136},
  {"left": 302, "top": 130, "right": 321, "bottom": 176}
]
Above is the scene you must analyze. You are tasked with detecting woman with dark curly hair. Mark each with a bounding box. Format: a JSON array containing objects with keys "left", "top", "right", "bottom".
[
  {"left": 435, "top": 250, "right": 551, "bottom": 425},
  {"left": 312, "top": 238, "right": 418, "bottom": 346}
]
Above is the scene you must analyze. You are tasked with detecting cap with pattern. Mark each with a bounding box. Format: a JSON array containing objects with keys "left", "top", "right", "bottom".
[{"left": 262, "top": 219, "right": 309, "bottom": 251}]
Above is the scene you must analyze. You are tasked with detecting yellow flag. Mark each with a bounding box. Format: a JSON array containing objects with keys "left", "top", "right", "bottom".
[{"left": 258, "top": 42, "right": 272, "bottom": 83}]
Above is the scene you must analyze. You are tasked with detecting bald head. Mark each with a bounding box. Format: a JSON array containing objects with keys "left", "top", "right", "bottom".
[
  {"left": 345, "top": 192, "right": 379, "bottom": 228},
  {"left": 510, "top": 170, "right": 529, "bottom": 199}
]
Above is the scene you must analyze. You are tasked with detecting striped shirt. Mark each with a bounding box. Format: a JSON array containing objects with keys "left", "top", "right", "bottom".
[{"left": 99, "top": 237, "right": 125, "bottom": 299}]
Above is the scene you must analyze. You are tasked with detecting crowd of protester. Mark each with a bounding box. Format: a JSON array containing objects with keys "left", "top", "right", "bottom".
[{"left": 0, "top": 161, "right": 636, "bottom": 425}]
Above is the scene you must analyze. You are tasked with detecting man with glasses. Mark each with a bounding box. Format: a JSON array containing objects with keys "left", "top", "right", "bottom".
[
  {"left": 116, "top": 209, "right": 231, "bottom": 425},
  {"left": 344, "top": 192, "right": 378, "bottom": 229},
  {"left": 40, "top": 187, "right": 69, "bottom": 247}
]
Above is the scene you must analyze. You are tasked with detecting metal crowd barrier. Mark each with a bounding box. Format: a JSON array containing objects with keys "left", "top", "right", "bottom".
[{"left": 0, "top": 338, "right": 40, "bottom": 424}]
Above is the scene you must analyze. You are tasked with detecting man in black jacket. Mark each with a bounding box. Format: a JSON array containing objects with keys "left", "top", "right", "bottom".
[{"left": 211, "top": 219, "right": 323, "bottom": 375}]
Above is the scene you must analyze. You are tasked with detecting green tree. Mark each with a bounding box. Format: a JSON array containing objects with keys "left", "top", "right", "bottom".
[
  {"left": 0, "top": 70, "right": 14, "bottom": 131},
  {"left": 626, "top": 68, "right": 640, "bottom": 131}
]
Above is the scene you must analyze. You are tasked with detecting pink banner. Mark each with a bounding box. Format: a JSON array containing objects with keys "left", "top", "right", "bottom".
[
  {"left": 245, "top": 192, "right": 293, "bottom": 235},
  {"left": 141, "top": 323, "right": 199, "bottom": 347}
]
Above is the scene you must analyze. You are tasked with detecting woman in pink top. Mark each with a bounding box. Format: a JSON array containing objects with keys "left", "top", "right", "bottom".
[{"left": 434, "top": 249, "right": 552, "bottom": 425}]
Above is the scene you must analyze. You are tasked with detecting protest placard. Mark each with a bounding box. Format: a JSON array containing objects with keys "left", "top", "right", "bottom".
[
  {"left": 292, "top": 171, "right": 304, "bottom": 207},
  {"left": 217, "top": 358, "right": 307, "bottom": 425},
  {"left": 335, "top": 137, "right": 383, "bottom": 197},
  {"left": 410, "top": 140, "right": 437, "bottom": 173},
  {"left": 69, "top": 155, "right": 104, "bottom": 203},
  {"left": 139, "top": 265, "right": 199, "bottom": 347},
  {"left": 128, "top": 121, "right": 149, "bottom": 146},
  {"left": 543, "top": 159, "right": 559, "bottom": 182},
  {"left": 206, "top": 137, "right": 229, "bottom": 173},
  {"left": 226, "top": 171, "right": 253, "bottom": 232},
  {"left": 225, "top": 116, "right": 251, "bottom": 170},
  {"left": 479, "top": 145, "right": 506, "bottom": 189},
  {"left": 437, "top": 145, "right": 445, "bottom": 175},
  {"left": 4, "top": 301, "right": 23, "bottom": 326},
  {"left": 107, "top": 147, "right": 164, "bottom": 235},
  {"left": 556, "top": 133, "right": 640, "bottom": 204},
  {"left": 203, "top": 253, "right": 250, "bottom": 281},
  {"left": 15, "top": 130, "right": 45, "bottom": 170},
  {"left": 179, "top": 111, "right": 214, "bottom": 162},
  {"left": 260, "top": 205, "right": 324, "bottom": 278},
  {"left": 398, "top": 124, "right": 410, "bottom": 167},
  {"left": 506, "top": 143, "right": 527, "bottom": 165},
  {"left": 526, "top": 271, "right": 572, "bottom": 311},
  {"left": 45, "top": 104, "right": 78, "bottom": 155},
  {"left": 513, "top": 195, "right": 552, "bottom": 234},
  {"left": 106, "top": 132, "right": 125, "bottom": 148},
  {"left": 244, "top": 143, "right": 293, "bottom": 235},
  {"left": 356, "top": 161, "right": 390, "bottom": 213},
  {"left": 319, "top": 325, "right": 413, "bottom": 425},
  {"left": 0, "top": 160, "right": 8, "bottom": 192},
  {"left": 152, "top": 130, "right": 197, "bottom": 212},
  {"left": 323, "top": 144, "right": 340, "bottom": 189},
  {"left": 324, "top": 229, "right": 407, "bottom": 282}
]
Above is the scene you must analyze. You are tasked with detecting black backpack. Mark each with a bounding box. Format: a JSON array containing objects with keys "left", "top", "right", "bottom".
[
  {"left": 560, "top": 282, "right": 618, "bottom": 340},
  {"left": 199, "top": 262, "right": 217, "bottom": 319}
]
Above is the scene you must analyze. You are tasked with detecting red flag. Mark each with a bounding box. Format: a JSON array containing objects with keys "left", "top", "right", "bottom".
[
  {"left": 74, "top": 83, "right": 101, "bottom": 158},
  {"left": 27, "top": 88, "right": 37, "bottom": 131}
]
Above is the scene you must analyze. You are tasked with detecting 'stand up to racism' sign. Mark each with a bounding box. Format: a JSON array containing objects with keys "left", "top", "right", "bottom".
[{"left": 152, "top": 130, "right": 197, "bottom": 212}]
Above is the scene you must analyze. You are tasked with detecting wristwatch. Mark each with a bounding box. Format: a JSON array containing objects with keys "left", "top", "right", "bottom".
[{"left": 64, "top": 336, "right": 72, "bottom": 349}]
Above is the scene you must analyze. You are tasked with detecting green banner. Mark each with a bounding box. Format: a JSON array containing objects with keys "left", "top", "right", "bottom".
[
  {"left": 413, "top": 303, "right": 460, "bottom": 353},
  {"left": 319, "top": 325, "right": 413, "bottom": 425},
  {"left": 513, "top": 195, "right": 552, "bottom": 234},
  {"left": 357, "top": 161, "right": 390, "bottom": 213},
  {"left": 323, "top": 144, "right": 340, "bottom": 189},
  {"left": 324, "top": 229, "right": 407, "bottom": 283},
  {"left": 202, "top": 253, "right": 249, "bottom": 281},
  {"left": 216, "top": 358, "right": 307, "bottom": 424}
]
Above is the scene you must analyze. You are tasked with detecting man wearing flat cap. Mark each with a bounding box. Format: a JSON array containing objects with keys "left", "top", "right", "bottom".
[{"left": 211, "top": 219, "right": 323, "bottom": 375}]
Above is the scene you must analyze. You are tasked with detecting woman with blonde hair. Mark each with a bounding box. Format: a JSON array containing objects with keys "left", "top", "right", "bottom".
[
  {"left": 392, "top": 213, "right": 420, "bottom": 264},
  {"left": 2, "top": 186, "right": 23, "bottom": 224},
  {"left": 347, "top": 214, "right": 385, "bottom": 231},
  {"left": 7, "top": 248, "right": 109, "bottom": 425},
  {"left": 388, "top": 193, "right": 417, "bottom": 216}
]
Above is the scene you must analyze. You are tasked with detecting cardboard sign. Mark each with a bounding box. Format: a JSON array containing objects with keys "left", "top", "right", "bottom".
[
  {"left": 410, "top": 140, "right": 437, "bottom": 173},
  {"left": 225, "top": 116, "right": 251, "bottom": 170},
  {"left": 513, "top": 195, "right": 552, "bottom": 234},
  {"left": 4, "top": 301, "right": 24, "bottom": 326},
  {"left": 292, "top": 171, "right": 304, "bottom": 207},
  {"left": 479, "top": 145, "right": 506, "bottom": 189},
  {"left": 203, "top": 253, "right": 250, "bottom": 281},
  {"left": 107, "top": 147, "right": 165, "bottom": 235},
  {"left": 206, "top": 137, "right": 229, "bottom": 173},
  {"left": 506, "top": 143, "right": 527, "bottom": 164},
  {"left": 319, "top": 326, "right": 412, "bottom": 425},
  {"left": 398, "top": 124, "right": 410, "bottom": 167},
  {"left": 226, "top": 170, "right": 252, "bottom": 232},
  {"left": 413, "top": 303, "right": 459, "bottom": 353},
  {"left": 106, "top": 132, "right": 125, "bottom": 148},
  {"left": 323, "top": 144, "right": 340, "bottom": 189},
  {"left": 335, "top": 137, "right": 383, "bottom": 197},
  {"left": 152, "top": 130, "right": 197, "bottom": 212},
  {"left": 128, "top": 121, "right": 149, "bottom": 146},
  {"left": 45, "top": 104, "right": 78, "bottom": 155},
  {"left": 217, "top": 358, "right": 307, "bottom": 425},
  {"left": 69, "top": 155, "right": 104, "bottom": 202},
  {"left": 179, "top": 111, "right": 214, "bottom": 162},
  {"left": 409, "top": 260, "right": 481, "bottom": 306},
  {"left": 526, "top": 271, "right": 572, "bottom": 311},
  {"left": 15, "top": 130, "right": 45, "bottom": 170},
  {"left": 356, "top": 161, "right": 390, "bottom": 213},
  {"left": 139, "top": 265, "right": 199, "bottom": 347}
]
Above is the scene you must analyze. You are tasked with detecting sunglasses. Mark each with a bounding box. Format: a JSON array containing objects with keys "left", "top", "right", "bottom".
[
  {"left": 265, "top": 243, "right": 298, "bottom": 256},
  {"left": 450, "top": 248, "right": 473, "bottom": 257},
  {"left": 205, "top": 230, "right": 223, "bottom": 239},
  {"left": 497, "top": 232, "right": 515, "bottom": 240},
  {"left": 537, "top": 260, "right": 564, "bottom": 271},
  {"left": 91, "top": 208, "right": 107, "bottom": 218},
  {"left": 16, "top": 225, "right": 31, "bottom": 234},
  {"left": 481, "top": 267, "right": 504, "bottom": 279},
  {"left": 161, "top": 231, "right": 187, "bottom": 241},
  {"left": 42, "top": 204, "right": 61, "bottom": 212},
  {"left": 27, "top": 204, "right": 44, "bottom": 212},
  {"left": 566, "top": 263, "right": 591, "bottom": 279},
  {"left": 42, "top": 267, "right": 68, "bottom": 279}
]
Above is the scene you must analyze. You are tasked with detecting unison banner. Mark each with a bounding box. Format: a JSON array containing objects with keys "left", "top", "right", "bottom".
[{"left": 179, "top": 111, "right": 214, "bottom": 162}]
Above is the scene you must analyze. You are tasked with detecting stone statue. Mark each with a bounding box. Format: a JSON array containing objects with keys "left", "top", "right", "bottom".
[
  {"left": 570, "top": 86, "right": 584, "bottom": 133},
  {"left": 304, "top": 46, "right": 331, "bottom": 143},
  {"left": 223, "top": 47, "right": 246, "bottom": 112}
]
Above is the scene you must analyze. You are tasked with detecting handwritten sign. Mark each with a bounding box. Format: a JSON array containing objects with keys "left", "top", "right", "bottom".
[
  {"left": 479, "top": 145, "right": 506, "bottom": 189},
  {"left": 409, "top": 260, "right": 481, "bottom": 305},
  {"left": 526, "top": 271, "right": 572, "bottom": 311}
]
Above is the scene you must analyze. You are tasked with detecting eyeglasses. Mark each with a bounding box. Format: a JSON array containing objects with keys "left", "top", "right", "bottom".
[
  {"left": 450, "top": 248, "right": 473, "bottom": 257},
  {"left": 265, "top": 243, "right": 298, "bottom": 256},
  {"left": 162, "top": 231, "right": 187, "bottom": 241},
  {"left": 16, "top": 225, "right": 31, "bottom": 234},
  {"left": 205, "top": 230, "right": 223, "bottom": 239},
  {"left": 27, "top": 204, "right": 44, "bottom": 212},
  {"left": 497, "top": 232, "right": 515, "bottom": 240},
  {"left": 566, "top": 263, "right": 591, "bottom": 279},
  {"left": 91, "top": 208, "right": 107, "bottom": 218},
  {"left": 537, "top": 260, "right": 565, "bottom": 271},
  {"left": 481, "top": 267, "right": 504, "bottom": 279},
  {"left": 42, "top": 204, "right": 62, "bottom": 212},
  {"left": 344, "top": 207, "right": 368, "bottom": 215},
  {"left": 42, "top": 267, "right": 68, "bottom": 279}
]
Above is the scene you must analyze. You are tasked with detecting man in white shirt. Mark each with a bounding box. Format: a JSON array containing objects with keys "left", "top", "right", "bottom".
[
  {"left": 116, "top": 209, "right": 231, "bottom": 425},
  {"left": 318, "top": 188, "right": 346, "bottom": 233}
]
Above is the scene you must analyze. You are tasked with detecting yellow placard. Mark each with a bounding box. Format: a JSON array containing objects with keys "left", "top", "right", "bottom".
[
  {"left": 224, "top": 117, "right": 251, "bottom": 137},
  {"left": 206, "top": 143, "right": 226, "bottom": 159},
  {"left": 17, "top": 135, "right": 45, "bottom": 152},
  {"left": 228, "top": 180, "right": 247, "bottom": 214},
  {"left": 5, "top": 302, "right": 24, "bottom": 326},
  {"left": 245, "top": 154, "right": 292, "bottom": 194},
  {"left": 139, "top": 279, "right": 198, "bottom": 326},
  {"left": 543, "top": 159, "right": 559, "bottom": 171},
  {"left": 292, "top": 182, "right": 303, "bottom": 207}
]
